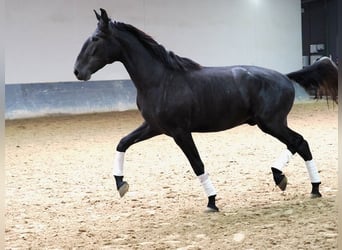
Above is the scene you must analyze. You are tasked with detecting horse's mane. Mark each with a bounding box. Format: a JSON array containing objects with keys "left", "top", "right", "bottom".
[{"left": 113, "top": 21, "right": 202, "bottom": 72}]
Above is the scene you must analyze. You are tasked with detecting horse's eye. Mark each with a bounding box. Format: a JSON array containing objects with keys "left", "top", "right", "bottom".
[{"left": 91, "top": 37, "right": 99, "bottom": 42}]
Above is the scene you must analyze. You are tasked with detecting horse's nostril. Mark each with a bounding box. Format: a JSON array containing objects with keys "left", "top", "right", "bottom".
[{"left": 74, "top": 69, "right": 79, "bottom": 76}]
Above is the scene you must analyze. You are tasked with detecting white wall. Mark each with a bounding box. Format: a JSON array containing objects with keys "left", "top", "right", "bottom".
[{"left": 5, "top": 0, "right": 302, "bottom": 84}]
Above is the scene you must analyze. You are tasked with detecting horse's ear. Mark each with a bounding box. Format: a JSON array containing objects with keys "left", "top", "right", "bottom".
[
  {"left": 100, "top": 8, "right": 110, "bottom": 23},
  {"left": 94, "top": 8, "right": 110, "bottom": 30},
  {"left": 94, "top": 9, "right": 101, "bottom": 21}
]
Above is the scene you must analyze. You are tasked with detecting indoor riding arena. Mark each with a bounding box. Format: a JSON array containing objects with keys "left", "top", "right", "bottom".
[{"left": 5, "top": 1, "right": 338, "bottom": 249}]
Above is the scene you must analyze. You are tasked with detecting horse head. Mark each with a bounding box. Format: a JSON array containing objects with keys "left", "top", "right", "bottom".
[{"left": 74, "top": 8, "right": 121, "bottom": 81}]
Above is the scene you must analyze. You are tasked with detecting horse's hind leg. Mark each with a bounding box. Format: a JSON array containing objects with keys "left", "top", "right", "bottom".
[
  {"left": 270, "top": 149, "right": 293, "bottom": 191},
  {"left": 257, "top": 121, "right": 322, "bottom": 197},
  {"left": 113, "top": 122, "right": 160, "bottom": 197},
  {"left": 285, "top": 128, "right": 321, "bottom": 197}
]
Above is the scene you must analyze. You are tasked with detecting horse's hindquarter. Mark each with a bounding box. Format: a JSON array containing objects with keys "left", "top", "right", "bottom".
[
  {"left": 241, "top": 66, "right": 295, "bottom": 120},
  {"left": 186, "top": 66, "right": 295, "bottom": 132}
]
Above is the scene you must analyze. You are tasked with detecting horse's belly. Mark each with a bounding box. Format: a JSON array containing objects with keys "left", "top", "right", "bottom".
[{"left": 191, "top": 109, "right": 250, "bottom": 132}]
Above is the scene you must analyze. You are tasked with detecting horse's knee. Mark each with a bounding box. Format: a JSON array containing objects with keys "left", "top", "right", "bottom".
[{"left": 116, "top": 137, "right": 129, "bottom": 152}]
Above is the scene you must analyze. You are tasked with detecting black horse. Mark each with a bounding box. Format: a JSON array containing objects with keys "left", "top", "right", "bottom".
[{"left": 74, "top": 9, "right": 338, "bottom": 212}]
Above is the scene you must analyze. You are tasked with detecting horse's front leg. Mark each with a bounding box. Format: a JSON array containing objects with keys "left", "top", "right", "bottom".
[
  {"left": 114, "top": 122, "right": 160, "bottom": 197},
  {"left": 172, "top": 130, "right": 219, "bottom": 212}
]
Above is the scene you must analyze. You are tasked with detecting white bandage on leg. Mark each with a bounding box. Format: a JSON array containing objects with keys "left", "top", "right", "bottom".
[
  {"left": 305, "top": 159, "right": 321, "bottom": 183},
  {"left": 113, "top": 151, "right": 125, "bottom": 176},
  {"left": 198, "top": 173, "right": 217, "bottom": 197},
  {"left": 272, "top": 149, "right": 293, "bottom": 172}
]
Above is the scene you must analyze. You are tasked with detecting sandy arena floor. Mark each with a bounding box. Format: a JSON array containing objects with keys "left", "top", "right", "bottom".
[{"left": 5, "top": 101, "right": 338, "bottom": 249}]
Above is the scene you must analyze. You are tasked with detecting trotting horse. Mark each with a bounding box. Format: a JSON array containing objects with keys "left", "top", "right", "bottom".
[{"left": 74, "top": 9, "right": 338, "bottom": 212}]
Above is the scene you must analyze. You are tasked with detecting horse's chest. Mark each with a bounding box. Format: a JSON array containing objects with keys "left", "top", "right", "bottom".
[
  {"left": 137, "top": 94, "right": 164, "bottom": 122},
  {"left": 137, "top": 91, "right": 190, "bottom": 130}
]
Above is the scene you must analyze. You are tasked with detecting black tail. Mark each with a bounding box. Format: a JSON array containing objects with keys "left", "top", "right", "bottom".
[{"left": 286, "top": 57, "right": 338, "bottom": 104}]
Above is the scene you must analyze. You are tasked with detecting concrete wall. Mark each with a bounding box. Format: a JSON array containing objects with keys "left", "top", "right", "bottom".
[
  {"left": 5, "top": 0, "right": 303, "bottom": 119},
  {"left": 5, "top": 81, "right": 137, "bottom": 119}
]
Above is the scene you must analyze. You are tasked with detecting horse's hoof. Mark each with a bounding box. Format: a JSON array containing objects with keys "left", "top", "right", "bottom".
[
  {"left": 310, "top": 182, "right": 321, "bottom": 198},
  {"left": 277, "top": 176, "right": 287, "bottom": 191},
  {"left": 206, "top": 195, "right": 219, "bottom": 212},
  {"left": 205, "top": 206, "right": 219, "bottom": 213},
  {"left": 271, "top": 167, "right": 287, "bottom": 191},
  {"left": 118, "top": 181, "right": 129, "bottom": 197},
  {"left": 310, "top": 192, "right": 322, "bottom": 198},
  {"left": 310, "top": 193, "right": 322, "bottom": 199}
]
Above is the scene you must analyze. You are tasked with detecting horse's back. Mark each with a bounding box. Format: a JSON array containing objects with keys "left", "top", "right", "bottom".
[{"left": 184, "top": 65, "right": 295, "bottom": 131}]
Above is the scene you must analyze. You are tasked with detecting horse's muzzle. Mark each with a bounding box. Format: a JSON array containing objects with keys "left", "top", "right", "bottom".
[
  {"left": 74, "top": 69, "right": 80, "bottom": 77},
  {"left": 74, "top": 68, "right": 90, "bottom": 81}
]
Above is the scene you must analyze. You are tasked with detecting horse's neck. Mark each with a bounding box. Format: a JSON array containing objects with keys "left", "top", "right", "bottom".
[{"left": 118, "top": 35, "right": 166, "bottom": 91}]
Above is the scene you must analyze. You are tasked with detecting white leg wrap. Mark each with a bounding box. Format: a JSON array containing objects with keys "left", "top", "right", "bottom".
[
  {"left": 198, "top": 173, "right": 217, "bottom": 197},
  {"left": 272, "top": 149, "right": 293, "bottom": 172},
  {"left": 305, "top": 159, "right": 321, "bottom": 183},
  {"left": 113, "top": 151, "right": 125, "bottom": 176}
]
